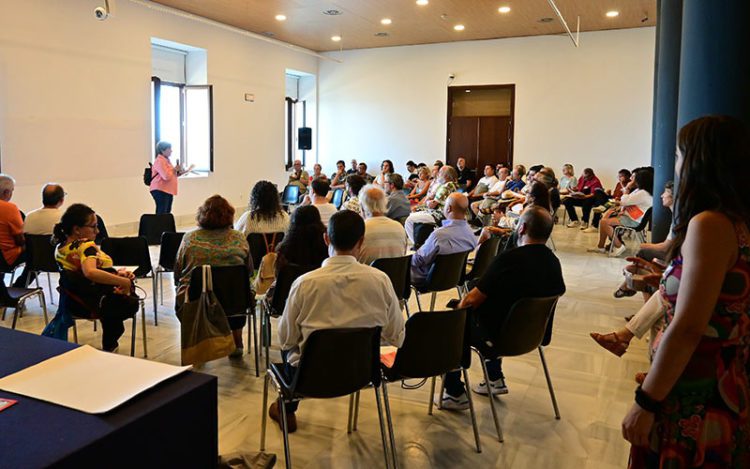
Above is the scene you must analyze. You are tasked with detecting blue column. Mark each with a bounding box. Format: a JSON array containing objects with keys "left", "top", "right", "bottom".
[{"left": 650, "top": 0, "right": 682, "bottom": 242}]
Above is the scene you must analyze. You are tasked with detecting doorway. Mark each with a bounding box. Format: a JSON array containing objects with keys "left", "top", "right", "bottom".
[{"left": 446, "top": 84, "right": 515, "bottom": 172}]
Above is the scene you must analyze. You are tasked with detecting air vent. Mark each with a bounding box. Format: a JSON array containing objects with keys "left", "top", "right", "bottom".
[
  {"left": 374, "top": 32, "right": 389, "bottom": 37},
  {"left": 323, "top": 9, "right": 342, "bottom": 16},
  {"left": 538, "top": 17, "right": 554, "bottom": 23}
]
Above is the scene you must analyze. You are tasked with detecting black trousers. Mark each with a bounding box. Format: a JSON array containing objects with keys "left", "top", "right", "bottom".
[
  {"left": 98, "top": 294, "right": 139, "bottom": 351},
  {"left": 563, "top": 197, "right": 595, "bottom": 223}
]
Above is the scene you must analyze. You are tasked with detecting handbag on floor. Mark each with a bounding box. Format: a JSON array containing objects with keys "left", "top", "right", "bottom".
[{"left": 177, "top": 265, "right": 236, "bottom": 365}]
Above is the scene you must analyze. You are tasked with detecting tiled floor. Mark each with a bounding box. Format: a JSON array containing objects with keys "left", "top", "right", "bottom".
[{"left": 3, "top": 224, "right": 650, "bottom": 468}]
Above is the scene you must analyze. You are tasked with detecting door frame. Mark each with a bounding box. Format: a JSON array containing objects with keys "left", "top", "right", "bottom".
[{"left": 445, "top": 83, "right": 516, "bottom": 167}]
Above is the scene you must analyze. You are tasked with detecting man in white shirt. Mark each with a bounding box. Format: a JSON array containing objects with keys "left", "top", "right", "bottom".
[
  {"left": 358, "top": 184, "right": 408, "bottom": 264},
  {"left": 467, "top": 165, "right": 499, "bottom": 201},
  {"left": 270, "top": 210, "right": 406, "bottom": 432},
  {"left": 471, "top": 167, "right": 509, "bottom": 217},
  {"left": 299, "top": 178, "right": 337, "bottom": 227},
  {"left": 23, "top": 184, "right": 65, "bottom": 235}
]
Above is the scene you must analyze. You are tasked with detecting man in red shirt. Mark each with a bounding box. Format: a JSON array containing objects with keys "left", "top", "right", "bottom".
[
  {"left": 0, "top": 174, "right": 25, "bottom": 276},
  {"left": 562, "top": 168, "right": 603, "bottom": 229}
]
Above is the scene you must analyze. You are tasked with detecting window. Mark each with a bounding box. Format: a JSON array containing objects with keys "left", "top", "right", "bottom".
[
  {"left": 151, "top": 41, "right": 213, "bottom": 173},
  {"left": 284, "top": 71, "right": 316, "bottom": 170}
]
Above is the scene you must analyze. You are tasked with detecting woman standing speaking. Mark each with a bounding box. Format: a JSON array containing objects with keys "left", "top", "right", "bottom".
[{"left": 150, "top": 141, "right": 191, "bottom": 214}]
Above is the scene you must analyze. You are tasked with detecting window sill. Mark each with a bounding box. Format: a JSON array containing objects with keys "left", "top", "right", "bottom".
[{"left": 181, "top": 171, "right": 210, "bottom": 179}]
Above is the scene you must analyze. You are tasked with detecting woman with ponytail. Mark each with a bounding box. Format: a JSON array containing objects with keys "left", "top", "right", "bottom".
[{"left": 55, "top": 204, "right": 138, "bottom": 352}]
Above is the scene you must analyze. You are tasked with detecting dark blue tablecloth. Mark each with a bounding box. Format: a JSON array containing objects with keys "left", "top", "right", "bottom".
[{"left": 0, "top": 328, "right": 217, "bottom": 468}]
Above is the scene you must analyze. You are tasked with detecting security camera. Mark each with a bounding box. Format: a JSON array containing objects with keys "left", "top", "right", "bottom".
[
  {"left": 94, "top": 7, "right": 109, "bottom": 20},
  {"left": 448, "top": 73, "right": 456, "bottom": 80}
]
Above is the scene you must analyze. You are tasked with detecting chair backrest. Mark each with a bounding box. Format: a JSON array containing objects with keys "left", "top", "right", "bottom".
[
  {"left": 187, "top": 264, "right": 252, "bottom": 316},
  {"left": 100, "top": 236, "right": 153, "bottom": 277},
  {"left": 331, "top": 188, "right": 345, "bottom": 209},
  {"left": 0, "top": 279, "right": 18, "bottom": 307},
  {"left": 281, "top": 185, "right": 300, "bottom": 205},
  {"left": 158, "top": 232, "right": 185, "bottom": 271},
  {"left": 390, "top": 308, "right": 467, "bottom": 378},
  {"left": 635, "top": 207, "right": 653, "bottom": 232},
  {"left": 138, "top": 213, "right": 177, "bottom": 245},
  {"left": 413, "top": 223, "right": 435, "bottom": 249},
  {"left": 370, "top": 255, "right": 412, "bottom": 301},
  {"left": 422, "top": 250, "right": 470, "bottom": 292},
  {"left": 24, "top": 234, "right": 58, "bottom": 273},
  {"left": 293, "top": 327, "right": 381, "bottom": 398},
  {"left": 247, "top": 232, "right": 285, "bottom": 272},
  {"left": 487, "top": 296, "right": 560, "bottom": 357},
  {"left": 466, "top": 237, "right": 500, "bottom": 281},
  {"left": 95, "top": 215, "right": 109, "bottom": 245},
  {"left": 269, "top": 263, "right": 316, "bottom": 315}
]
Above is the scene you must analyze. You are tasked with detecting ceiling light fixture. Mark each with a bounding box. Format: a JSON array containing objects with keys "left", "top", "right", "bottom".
[
  {"left": 374, "top": 32, "right": 389, "bottom": 37},
  {"left": 465, "top": 89, "right": 471, "bottom": 93},
  {"left": 275, "top": 14, "right": 286, "bottom": 21},
  {"left": 605, "top": 10, "right": 619, "bottom": 18},
  {"left": 323, "top": 9, "right": 342, "bottom": 16},
  {"left": 498, "top": 6, "right": 511, "bottom": 14},
  {"left": 453, "top": 24, "right": 465, "bottom": 31},
  {"left": 538, "top": 17, "right": 554, "bottom": 23},
  {"left": 331, "top": 35, "right": 342, "bottom": 42},
  {"left": 381, "top": 18, "right": 392, "bottom": 25},
  {"left": 416, "top": 0, "right": 428, "bottom": 6}
]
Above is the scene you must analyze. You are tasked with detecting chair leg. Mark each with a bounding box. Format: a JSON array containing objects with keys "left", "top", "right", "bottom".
[
  {"left": 260, "top": 373, "right": 270, "bottom": 451},
  {"left": 47, "top": 272, "right": 55, "bottom": 305},
  {"left": 72, "top": 321, "right": 79, "bottom": 344},
  {"left": 428, "top": 376, "right": 436, "bottom": 415},
  {"left": 381, "top": 382, "right": 398, "bottom": 469},
  {"left": 39, "top": 293, "right": 49, "bottom": 325},
  {"left": 538, "top": 347, "right": 561, "bottom": 419},
  {"left": 475, "top": 349, "right": 504, "bottom": 442},
  {"left": 429, "top": 292, "right": 436, "bottom": 312},
  {"left": 279, "top": 394, "right": 292, "bottom": 469},
  {"left": 414, "top": 290, "right": 423, "bottom": 312},
  {"left": 158, "top": 271, "right": 164, "bottom": 306},
  {"left": 438, "top": 375, "right": 446, "bottom": 410},
  {"left": 10, "top": 306, "right": 19, "bottom": 329},
  {"left": 252, "top": 312, "right": 260, "bottom": 377},
  {"left": 403, "top": 300, "right": 410, "bottom": 318},
  {"left": 462, "top": 368, "right": 483, "bottom": 453},
  {"left": 151, "top": 276, "right": 159, "bottom": 326},
  {"left": 347, "top": 393, "right": 356, "bottom": 434},
  {"left": 140, "top": 299, "right": 148, "bottom": 358},
  {"left": 352, "top": 390, "right": 361, "bottom": 431},
  {"left": 130, "top": 311, "right": 137, "bottom": 357},
  {"left": 373, "top": 385, "right": 393, "bottom": 469}
]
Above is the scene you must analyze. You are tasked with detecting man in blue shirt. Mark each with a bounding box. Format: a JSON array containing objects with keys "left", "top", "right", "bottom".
[{"left": 411, "top": 192, "right": 477, "bottom": 287}]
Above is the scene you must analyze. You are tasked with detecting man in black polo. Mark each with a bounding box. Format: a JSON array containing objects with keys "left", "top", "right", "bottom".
[
  {"left": 456, "top": 156, "right": 476, "bottom": 192},
  {"left": 439, "top": 206, "right": 566, "bottom": 410}
]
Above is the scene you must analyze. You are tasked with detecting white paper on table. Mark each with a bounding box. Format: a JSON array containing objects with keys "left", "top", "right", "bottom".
[{"left": 0, "top": 345, "right": 192, "bottom": 414}]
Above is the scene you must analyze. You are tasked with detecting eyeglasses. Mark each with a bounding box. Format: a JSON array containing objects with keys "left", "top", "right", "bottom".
[{"left": 83, "top": 223, "right": 99, "bottom": 230}]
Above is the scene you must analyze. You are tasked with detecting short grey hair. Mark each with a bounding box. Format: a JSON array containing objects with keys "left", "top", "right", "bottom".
[
  {"left": 386, "top": 173, "right": 404, "bottom": 190},
  {"left": 155, "top": 141, "right": 172, "bottom": 156},
  {"left": 0, "top": 174, "right": 15, "bottom": 193},
  {"left": 359, "top": 184, "right": 388, "bottom": 217}
]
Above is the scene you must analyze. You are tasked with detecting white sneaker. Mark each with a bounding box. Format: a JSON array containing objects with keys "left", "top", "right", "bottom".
[
  {"left": 566, "top": 221, "right": 580, "bottom": 228},
  {"left": 579, "top": 223, "right": 589, "bottom": 230},
  {"left": 582, "top": 226, "right": 598, "bottom": 233},
  {"left": 610, "top": 244, "right": 627, "bottom": 257},
  {"left": 472, "top": 377, "right": 509, "bottom": 396},
  {"left": 592, "top": 206, "right": 606, "bottom": 214},
  {"left": 439, "top": 391, "right": 470, "bottom": 411},
  {"left": 587, "top": 247, "right": 607, "bottom": 254}
]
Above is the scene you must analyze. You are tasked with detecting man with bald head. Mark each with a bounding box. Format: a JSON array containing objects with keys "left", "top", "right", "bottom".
[
  {"left": 404, "top": 165, "right": 460, "bottom": 243},
  {"left": 411, "top": 192, "right": 477, "bottom": 287},
  {"left": 358, "top": 184, "right": 407, "bottom": 264},
  {"left": 24, "top": 183, "right": 65, "bottom": 235}
]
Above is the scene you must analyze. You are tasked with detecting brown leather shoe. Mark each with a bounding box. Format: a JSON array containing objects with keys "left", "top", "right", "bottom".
[
  {"left": 589, "top": 331, "right": 629, "bottom": 357},
  {"left": 269, "top": 400, "right": 297, "bottom": 433}
]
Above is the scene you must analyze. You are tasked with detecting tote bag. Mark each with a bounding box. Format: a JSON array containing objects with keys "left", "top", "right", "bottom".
[{"left": 178, "top": 265, "right": 236, "bottom": 365}]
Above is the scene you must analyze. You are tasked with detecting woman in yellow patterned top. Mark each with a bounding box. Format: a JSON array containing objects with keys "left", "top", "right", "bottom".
[
  {"left": 403, "top": 165, "right": 459, "bottom": 243},
  {"left": 54, "top": 204, "right": 137, "bottom": 352}
]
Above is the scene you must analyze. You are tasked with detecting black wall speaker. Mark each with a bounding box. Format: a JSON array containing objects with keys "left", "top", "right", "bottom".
[{"left": 298, "top": 127, "right": 312, "bottom": 150}]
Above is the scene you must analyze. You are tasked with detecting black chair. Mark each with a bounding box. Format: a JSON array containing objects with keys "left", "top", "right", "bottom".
[
  {"left": 377, "top": 308, "right": 481, "bottom": 465},
  {"left": 100, "top": 236, "right": 157, "bottom": 325},
  {"left": 371, "top": 255, "right": 413, "bottom": 317},
  {"left": 24, "top": 234, "right": 59, "bottom": 304},
  {"left": 138, "top": 213, "right": 176, "bottom": 245},
  {"left": 331, "top": 188, "right": 345, "bottom": 209},
  {"left": 0, "top": 279, "right": 48, "bottom": 330},
  {"left": 260, "top": 263, "right": 316, "bottom": 369},
  {"left": 609, "top": 207, "right": 653, "bottom": 256},
  {"left": 412, "top": 223, "right": 435, "bottom": 251},
  {"left": 247, "top": 232, "right": 285, "bottom": 273},
  {"left": 472, "top": 296, "right": 561, "bottom": 442},
  {"left": 463, "top": 237, "right": 500, "bottom": 293},
  {"left": 259, "top": 327, "right": 390, "bottom": 469},
  {"left": 188, "top": 264, "right": 259, "bottom": 376},
  {"left": 95, "top": 214, "right": 109, "bottom": 245},
  {"left": 154, "top": 232, "right": 185, "bottom": 305},
  {"left": 281, "top": 185, "right": 300, "bottom": 210},
  {"left": 412, "top": 250, "right": 470, "bottom": 312}
]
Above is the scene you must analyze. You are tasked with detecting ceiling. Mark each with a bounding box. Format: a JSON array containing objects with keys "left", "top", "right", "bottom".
[{"left": 151, "top": 0, "right": 657, "bottom": 52}]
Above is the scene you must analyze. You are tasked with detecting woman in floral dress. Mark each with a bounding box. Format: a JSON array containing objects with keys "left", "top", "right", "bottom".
[{"left": 623, "top": 115, "right": 750, "bottom": 468}]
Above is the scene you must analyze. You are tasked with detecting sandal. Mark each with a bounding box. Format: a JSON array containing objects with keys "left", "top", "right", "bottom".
[
  {"left": 589, "top": 331, "right": 629, "bottom": 357},
  {"left": 635, "top": 372, "right": 648, "bottom": 385},
  {"left": 614, "top": 288, "right": 637, "bottom": 298}
]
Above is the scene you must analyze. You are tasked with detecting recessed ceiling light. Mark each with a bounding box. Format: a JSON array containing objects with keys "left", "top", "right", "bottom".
[
  {"left": 275, "top": 14, "right": 286, "bottom": 21},
  {"left": 606, "top": 10, "right": 619, "bottom": 18},
  {"left": 465, "top": 89, "right": 471, "bottom": 93},
  {"left": 323, "top": 9, "right": 342, "bottom": 16},
  {"left": 453, "top": 24, "right": 465, "bottom": 31},
  {"left": 416, "top": 0, "right": 428, "bottom": 6},
  {"left": 498, "top": 6, "right": 511, "bottom": 14},
  {"left": 374, "top": 32, "right": 389, "bottom": 37},
  {"left": 331, "top": 35, "right": 342, "bottom": 42},
  {"left": 381, "top": 18, "right": 392, "bottom": 25},
  {"left": 538, "top": 17, "right": 554, "bottom": 23}
]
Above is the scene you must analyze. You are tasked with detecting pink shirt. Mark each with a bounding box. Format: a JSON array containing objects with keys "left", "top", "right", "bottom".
[{"left": 150, "top": 155, "right": 178, "bottom": 195}]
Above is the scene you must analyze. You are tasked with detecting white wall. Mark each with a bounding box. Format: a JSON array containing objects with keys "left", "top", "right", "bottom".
[
  {"left": 318, "top": 28, "right": 655, "bottom": 189},
  {"left": 0, "top": 0, "right": 317, "bottom": 226}
]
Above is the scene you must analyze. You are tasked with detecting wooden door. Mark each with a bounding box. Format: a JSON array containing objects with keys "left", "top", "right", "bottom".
[
  {"left": 447, "top": 117, "right": 479, "bottom": 168},
  {"left": 478, "top": 116, "right": 512, "bottom": 169}
]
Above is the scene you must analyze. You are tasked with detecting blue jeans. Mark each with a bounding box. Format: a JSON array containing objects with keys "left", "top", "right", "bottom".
[{"left": 151, "top": 190, "right": 173, "bottom": 214}]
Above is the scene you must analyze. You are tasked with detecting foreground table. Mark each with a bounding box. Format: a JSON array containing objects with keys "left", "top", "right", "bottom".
[{"left": 0, "top": 328, "right": 217, "bottom": 468}]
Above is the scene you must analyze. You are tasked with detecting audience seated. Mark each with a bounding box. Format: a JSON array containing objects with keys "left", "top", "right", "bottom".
[
  {"left": 455, "top": 157, "right": 475, "bottom": 191},
  {"left": 0, "top": 174, "right": 25, "bottom": 273},
  {"left": 470, "top": 167, "right": 509, "bottom": 220},
  {"left": 562, "top": 167, "right": 604, "bottom": 229},
  {"left": 357, "top": 162, "right": 374, "bottom": 184},
  {"left": 24, "top": 183, "right": 65, "bottom": 235},
  {"left": 588, "top": 169, "right": 632, "bottom": 230},
  {"left": 330, "top": 160, "right": 348, "bottom": 189},
  {"left": 383, "top": 173, "right": 411, "bottom": 221},
  {"left": 287, "top": 159, "right": 310, "bottom": 195},
  {"left": 405, "top": 160, "right": 418, "bottom": 175},
  {"left": 310, "top": 163, "right": 326, "bottom": 182},
  {"left": 407, "top": 167, "right": 432, "bottom": 203},
  {"left": 411, "top": 192, "right": 476, "bottom": 288},
  {"left": 55, "top": 203, "right": 137, "bottom": 352},
  {"left": 404, "top": 166, "right": 459, "bottom": 243},
  {"left": 374, "top": 159, "right": 394, "bottom": 186},
  {"left": 346, "top": 159, "right": 358, "bottom": 175},
  {"left": 357, "top": 185, "right": 408, "bottom": 264},
  {"left": 440, "top": 206, "right": 565, "bottom": 409},
  {"left": 270, "top": 210, "right": 406, "bottom": 432},
  {"left": 174, "top": 195, "right": 253, "bottom": 357},
  {"left": 234, "top": 180, "right": 290, "bottom": 236},
  {"left": 341, "top": 174, "right": 366, "bottom": 217},
  {"left": 467, "top": 165, "right": 499, "bottom": 201},
  {"left": 299, "top": 178, "right": 337, "bottom": 227},
  {"left": 273, "top": 205, "right": 328, "bottom": 278},
  {"left": 559, "top": 164, "right": 577, "bottom": 194}
]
